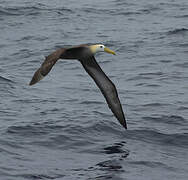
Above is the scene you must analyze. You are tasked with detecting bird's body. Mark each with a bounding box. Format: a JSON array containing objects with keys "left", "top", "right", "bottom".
[{"left": 29, "top": 44, "right": 127, "bottom": 129}]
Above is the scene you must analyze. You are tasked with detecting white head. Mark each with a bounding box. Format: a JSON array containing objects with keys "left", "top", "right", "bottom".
[{"left": 89, "top": 44, "right": 116, "bottom": 55}]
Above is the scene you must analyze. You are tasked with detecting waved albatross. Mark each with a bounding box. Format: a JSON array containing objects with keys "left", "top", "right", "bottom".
[{"left": 29, "top": 44, "right": 127, "bottom": 129}]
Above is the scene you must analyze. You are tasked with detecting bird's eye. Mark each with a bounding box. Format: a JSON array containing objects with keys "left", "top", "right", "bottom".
[{"left": 100, "top": 46, "right": 103, "bottom": 48}]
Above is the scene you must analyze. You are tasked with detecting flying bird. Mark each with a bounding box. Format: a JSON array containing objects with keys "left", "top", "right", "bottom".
[{"left": 29, "top": 44, "right": 127, "bottom": 129}]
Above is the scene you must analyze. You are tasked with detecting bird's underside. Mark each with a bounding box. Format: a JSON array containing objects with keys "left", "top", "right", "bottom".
[{"left": 29, "top": 44, "right": 127, "bottom": 129}]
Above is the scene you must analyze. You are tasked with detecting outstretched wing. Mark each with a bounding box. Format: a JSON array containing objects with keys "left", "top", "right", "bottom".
[
  {"left": 29, "top": 45, "right": 89, "bottom": 85},
  {"left": 80, "top": 56, "right": 127, "bottom": 129},
  {"left": 29, "top": 48, "right": 66, "bottom": 85}
]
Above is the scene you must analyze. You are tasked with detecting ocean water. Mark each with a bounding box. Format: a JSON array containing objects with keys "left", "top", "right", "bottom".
[{"left": 0, "top": 0, "right": 188, "bottom": 179}]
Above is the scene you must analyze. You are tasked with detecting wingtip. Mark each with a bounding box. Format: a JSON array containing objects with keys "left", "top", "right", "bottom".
[
  {"left": 29, "top": 68, "right": 44, "bottom": 86},
  {"left": 29, "top": 80, "right": 35, "bottom": 86},
  {"left": 29, "top": 75, "right": 39, "bottom": 86},
  {"left": 119, "top": 118, "right": 127, "bottom": 129},
  {"left": 123, "top": 123, "right": 127, "bottom": 130},
  {"left": 118, "top": 120, "right": 127, "bottom": 130}
]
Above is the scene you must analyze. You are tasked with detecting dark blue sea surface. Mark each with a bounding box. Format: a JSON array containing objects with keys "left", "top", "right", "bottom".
[{"left": 0, "top": 0, "right": 188, "bottom": 179}]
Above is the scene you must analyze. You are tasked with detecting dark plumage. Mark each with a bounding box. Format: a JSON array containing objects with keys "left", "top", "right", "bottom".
[{"left": 29, "top": 44, "right": 127, "bottom": 129}]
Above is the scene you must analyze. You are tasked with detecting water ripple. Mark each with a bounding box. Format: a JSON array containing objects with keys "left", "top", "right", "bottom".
[
  {"left": 1, "top": 0, "right": 188, "bottom": 179},
  {"left": 142, "top": 115, "right": 187, "bottom": 125},
  {"left": 126, "top": 130, "right": 188, "bottom": 148},
  {"left": 167, "top": 28, "right": 188, "bottom": 35}
]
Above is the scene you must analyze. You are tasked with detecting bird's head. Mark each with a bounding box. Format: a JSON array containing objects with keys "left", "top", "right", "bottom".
[{"left": 89, "top": 44, "right": 116, "bottom": 55}]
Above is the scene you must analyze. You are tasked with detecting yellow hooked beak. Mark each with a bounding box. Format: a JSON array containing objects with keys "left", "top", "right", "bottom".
[{"left": 104, "top": 47, "right": 116, "bottom": 55}]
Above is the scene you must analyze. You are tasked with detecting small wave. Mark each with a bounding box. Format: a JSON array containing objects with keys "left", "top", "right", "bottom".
[
  {"left": 142, "top": 115, "right": 187, "bottom": 125},
  {"left": 125, "top": 130, "right": 188, "bottom": 148},
  {"left": 127, "top": 75, "right": 153, "bottom": 81},
  {"left": 160, "top": 59, "right": 172, "bottom": 63},
  {"left": 0, "top": 76, "right": 13, "bottom": 83},
  {"left": 174, "top": 14, "right": 188, "bottom": 18},
  {"left": 145, "top": 84, "right": 160, "bottom": 87},
  {"left": 178, "top": 43, "right": 188, "bottom": 47},
  {"left": 129, "top": 160, "right": 175, "bottom": 171},
  {"left": 12, "top": 98, "right": 55, "bottom": 104},
  {"left": 0, "top": 6, "right": 41, "bottom": 16},
  {"left": 6, "top": 125, "right": 49, "bottom": 136},
  {"left": 96, "top": 160, "right": 124, "bottom": 172},
  {"left": 167, "top": 28, "right": 188, "bottom": 35},
  {"left": 102, "top": 142, "right": 129, "bottom": 158},
  {"left": 174, "top": 62, "right": 188, "bottom": 68},
  {"left": 6, "top": 121, "right": 69, "bottom": 134},
  {"left": 81, "top": 7, "right": 142, "bottom": 17},
  {"left": 0, "top": 76, "right": 15, "bottom": 91},
  {"left": 0, "top": 5, "right": 73, "bottom": 17},
  {"left": 55, "top": 7, "right": 74, "bottom": 15},
  {"left": 0, "top": 7, "right": 18, "bottom": 16},
  {"left": 142, "top": 103, "right": 170, "bottom": 107},
  {"left": 19, "top": 173, "right": 65, "bottom": 180},
  {"left": 18, "top": 35, "right": 34, "bottom": 41},
  {"left": 114, "top": 11, "right": 142, "bottom": 16},
  {"left": 5, "top": 122, "right": 122, "bottom": 150},
  {"left": 0, "top": 138, "right": 24, "bottom": 149},
  {"left": 139, "top": 72, "right": 163, "bottom": 76},
  {"left": 114, "top": 0, "right": 136, "bottom": 7},
  {"left": 79, "top": 100, "right": 104, "bottom": 105},
  {"left": 178, "top": 106, "right": 188, "bottom": 111},
  {"left": 113, "top": 6, "right": 161, "bottom": 16}
]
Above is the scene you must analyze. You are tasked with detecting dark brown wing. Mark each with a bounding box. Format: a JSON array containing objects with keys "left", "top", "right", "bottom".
[
  {"left": 29, "top": 45, "right": 89, "bottom": 85},
  {"left": 80, "top": 56, "right": 127, "bottom": 129},
  {"left": 29, "top": 48, "right": 66, "bottom": 85}
]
